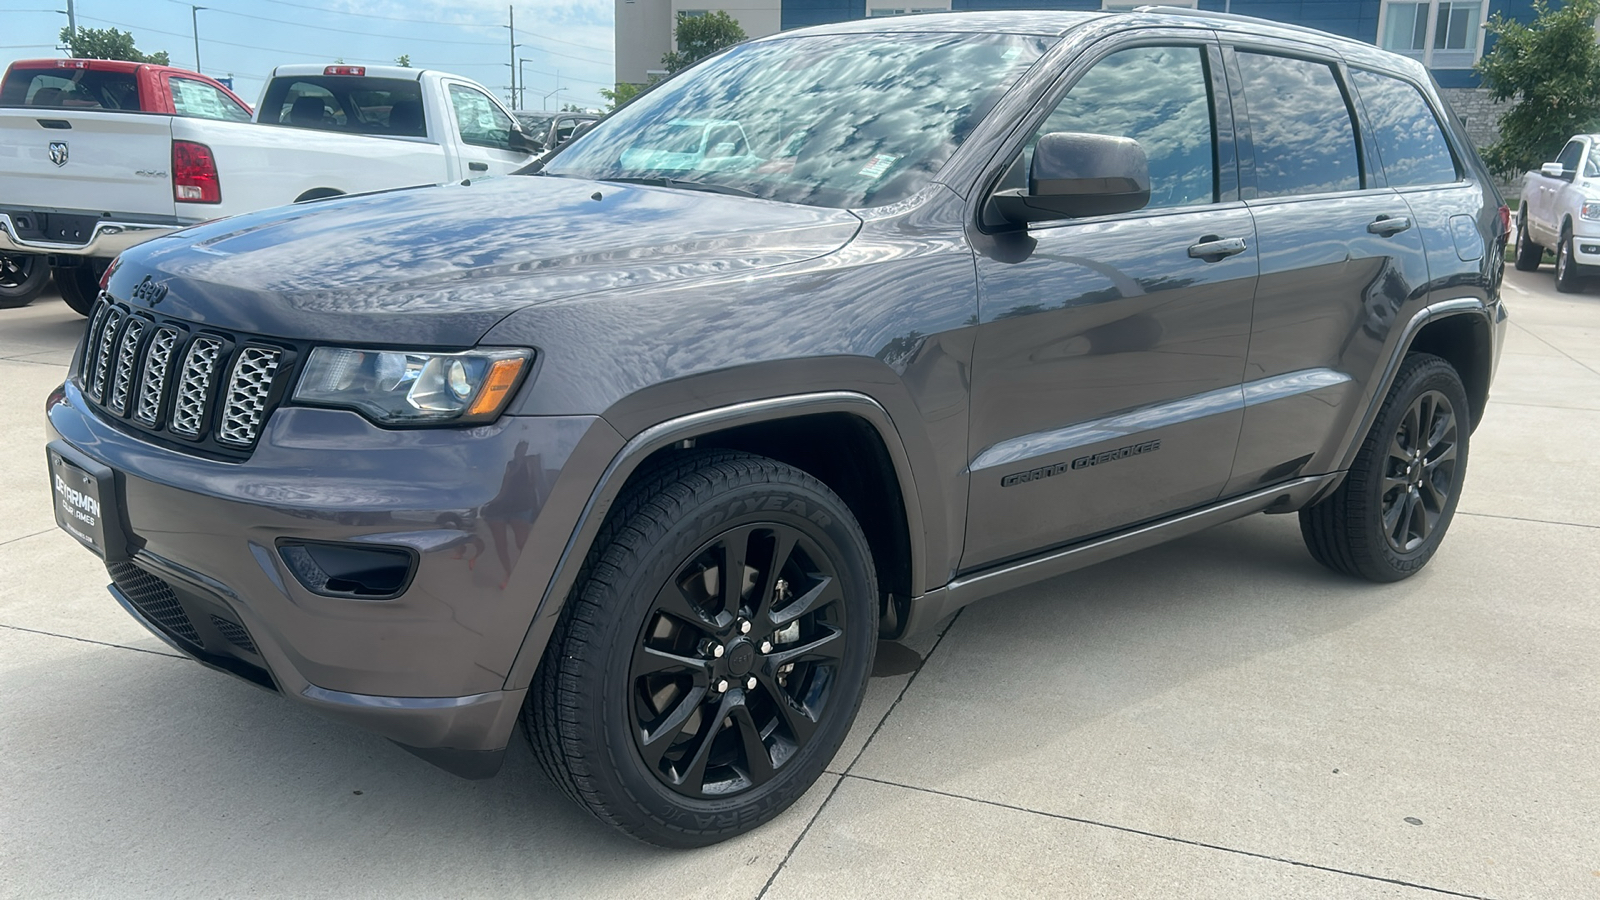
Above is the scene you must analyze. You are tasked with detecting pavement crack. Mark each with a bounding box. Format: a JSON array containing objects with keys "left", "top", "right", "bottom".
[
  {"left": 1459, "top": 511, "right": 1600, "bottom": 530},
  {"left": 0, "top": 529, "right": 56, "bottom": 548},
  {"left": 757, "top": 610, "right": 965, "bottom": 899},
  {"left": 0, "top": 622, "right": 187, "bottom": 659},
  {"left": 840, "top": 774, "right": 1499, "bottom": 900},
  {"left": 1509, "top": 321, "right": 1600, "bottom": 380}
]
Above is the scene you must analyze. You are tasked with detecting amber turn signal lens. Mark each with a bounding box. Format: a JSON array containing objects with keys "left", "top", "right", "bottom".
[{"left": 467, "top": 357, "right": 527, "bottom": 417}]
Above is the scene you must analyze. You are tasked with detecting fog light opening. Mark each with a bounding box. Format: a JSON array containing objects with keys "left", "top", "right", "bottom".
[{"left": 277, "top": 541, "right": 416, "bottom": 599}]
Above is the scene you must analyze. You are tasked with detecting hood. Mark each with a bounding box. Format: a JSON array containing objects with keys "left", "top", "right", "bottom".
[{"left": 112, "top": 175, "right": 862, "bottom": 346}]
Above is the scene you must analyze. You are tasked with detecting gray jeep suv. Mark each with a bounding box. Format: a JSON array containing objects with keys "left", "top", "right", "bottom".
[{"left": 47, "top": 8, "right": 1506, "bottom": 846}]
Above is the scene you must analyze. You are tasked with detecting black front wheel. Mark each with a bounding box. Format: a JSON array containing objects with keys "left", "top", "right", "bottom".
[
  {"left": 527, "top": 450, "right": 877, "bottom": 847},
  {"left": 0, "top": 253, "right": 49, "bottom": 308},
  {"left": 51, "top": 264, "right": 102, "bottom": 316},
  {"left": 1512, "top": 215, "right": 1542, "bottom": 272},
  {"left": 1300, "top": 353, "right": 1470, "bottom": 582}
]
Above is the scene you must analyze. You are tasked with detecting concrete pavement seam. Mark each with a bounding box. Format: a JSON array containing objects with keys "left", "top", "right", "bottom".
[
  {"left": 0, "top": 622, "right": 187, "bottom": 660},
  {"left": 0, "top": 355, "right": 70, "bottom": 368},
  {"left": 1459, "top": 511, "right": 1600, "bottom": 530},
  {"left": 840, "top": 773, "right": 1499, "bottom": 900},
  {"left": 756, "top": 610, "right": 967, "bottom": 900},
  {"left": 0, "top": 529, "right": 57, "bottom": 548},
  {"left": 1508, "top": 321, "right": 1600, "bottom": 380}
]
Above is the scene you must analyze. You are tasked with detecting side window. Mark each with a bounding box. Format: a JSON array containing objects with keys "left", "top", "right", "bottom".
[
  {"left": 1555, "top": 140, "right": 1583, "bottom": 175},
  {"left": 170, "top": 78, "right": 251, "bottom": 122},
  {"left": 1584, "top": 144, "right": 1600, "bottom": 179},
  {"left": 448, "top": 84, "right": 514, "bottom": 151},
  {"left": 1029, "top": 45, "right": 1217, "bottom": 209},
  {"left": 1236, "top": 52, "right": 1361, "bottom": 197},
  {"left": 1350, "top": 69, "right": 1457, "bottom": 187}
]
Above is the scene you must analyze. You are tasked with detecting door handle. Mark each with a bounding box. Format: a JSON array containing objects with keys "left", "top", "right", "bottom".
[
  {"left": 1368, "top": 215, "right": 1412, "bottom": 236},
  {"left": 1188, "top": 235, "right": 1248, "bottom": 261},
  {"left": 469, "top": 161, "right": 489, "bottom": 172}
]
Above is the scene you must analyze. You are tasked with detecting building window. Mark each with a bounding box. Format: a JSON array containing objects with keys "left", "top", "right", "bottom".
[
  {"left": 868, "top": 1, "right": 949, "bottom": 14},
  {"left": 1379, "top": 1, "right": 1485, "bottom": 69}
]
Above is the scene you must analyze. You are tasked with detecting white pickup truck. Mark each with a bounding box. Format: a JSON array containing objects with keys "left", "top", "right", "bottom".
[
  {"left": 0, "top": 64, "right": 537, "bottom": 314},
  {"left": 1514, "top": 133, "right": 1600, "bottom": 293}
]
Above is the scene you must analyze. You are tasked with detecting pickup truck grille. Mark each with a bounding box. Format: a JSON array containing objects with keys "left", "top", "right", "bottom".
[{"left": 77, "top": 294, "right": 297, "bottom": 459}]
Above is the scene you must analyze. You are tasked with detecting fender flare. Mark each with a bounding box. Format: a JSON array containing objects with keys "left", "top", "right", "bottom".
[{"left": 501, "top": 390, "right": 925, "bottom": 691}]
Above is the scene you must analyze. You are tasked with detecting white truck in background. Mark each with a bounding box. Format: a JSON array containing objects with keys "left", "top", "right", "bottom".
[
  {"left": 1513, "top": 133, "right": 1600, "bottom": 293},
  {"left": 0, "top": 63, "right": 537, "bottom": 314}
]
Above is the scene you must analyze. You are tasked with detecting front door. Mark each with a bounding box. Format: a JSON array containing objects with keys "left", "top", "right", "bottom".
[{"left": 963, "top": 40, "right": 1257, "bottom": 571}]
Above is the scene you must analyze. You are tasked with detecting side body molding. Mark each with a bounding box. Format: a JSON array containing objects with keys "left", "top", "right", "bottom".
[{"left": 502, "top": 390, "right": 924, "bottom": 691}]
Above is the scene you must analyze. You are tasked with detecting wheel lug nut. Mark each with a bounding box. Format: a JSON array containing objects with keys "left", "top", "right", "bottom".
[
  {"left": 760, "top": 640, "right": 773, "bottom": 654},
  {"left": 739, "top": 620, "right": 752, "bottom": 634},
  {"left": 715, "top": 679, "right": 729, "bottom": 693},
  {"left": 746, "top": 677, "right": 757, "bottom": 690},
  {"left": 701, "top": 640, "right": 724, "bottom": 658}
]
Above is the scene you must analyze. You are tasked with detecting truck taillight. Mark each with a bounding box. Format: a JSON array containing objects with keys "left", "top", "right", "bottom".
[
  {"left": 1498, "top": 204, "right": 1511, "bottom": 239},
  {"left": 324, "top": 65, "right": 365, "bottom": 76},
  {"left": 172, "top": 140, "right": 221, "bottom": 204}
]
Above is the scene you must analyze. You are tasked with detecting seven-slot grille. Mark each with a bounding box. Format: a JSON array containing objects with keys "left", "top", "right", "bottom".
[{"left": 79, "top": 295, "right": 291, "bottom": 455}]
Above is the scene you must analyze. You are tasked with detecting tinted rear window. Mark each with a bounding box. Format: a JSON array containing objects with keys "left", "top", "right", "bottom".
[
  {"left": 1351, "top": 69, "right": 1457, "bottom": 187},
  {"left": 0, "top": 68, "right": 139, "bottom": 110},
  {"left": 1236, "top": 53, "right": 1361, "bottom": 198},
  {"left": 260, "top": 75, "right": 427, "bottom": 137}
]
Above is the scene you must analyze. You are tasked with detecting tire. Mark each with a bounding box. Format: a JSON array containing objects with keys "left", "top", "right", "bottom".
[
  {"left": 526, "top": 449, "right": 878, "bottom": 847},
  {"left": 1554, "top": 227, "right": 1585, "bottom": 293},
  {"left": 1299, "top": 353, "right": 1470, "bottom": 583},
  {"left": 0, "top": 253, "right": 50, "bottom": 308},
  {"left": 52, "top": 265, "right": 101, "bottom": 316},
  {"left": 1512, "top": 214, "right": 1542, "bottom": 272}
]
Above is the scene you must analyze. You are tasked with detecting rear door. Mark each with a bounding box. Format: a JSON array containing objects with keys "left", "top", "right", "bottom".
[
  {"left": 1219, "top": 45, "right": 1431, "bottom": 494},
  {"left": 0, "top": 110, "right": 176, "bottom": 221},
  {"left": 963, "top": 36, "right": 1257, "bottom": 570}
]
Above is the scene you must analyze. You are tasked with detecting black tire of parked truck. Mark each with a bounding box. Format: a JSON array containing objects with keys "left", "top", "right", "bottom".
[
  {"left": 526, "top": 449, "right": 878, "bottom": 848},
  {"left": 1512, "top": 214, "right": 1543, "bottom": 272},
  {"left": 1300, "top": 353, "right": 1470, "bottom": 583},
  {"left": 1554, "top": 227, "right": 1586, "bottom": 294},
  {"left": 0, "top": 253, "right": 50, "bottom": 308},
  {"left": 51, "top": 264, "right": 102, "bottom": 316}
]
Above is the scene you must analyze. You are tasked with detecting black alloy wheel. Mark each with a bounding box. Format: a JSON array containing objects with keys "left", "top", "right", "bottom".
[
  {"left": 51, "top": 264, "right": 101, "bottom": 316},
  {"left": 1299, "top": 352, "right": 1471, "bottom": 582},
  {"left": 527, "top": 450, "right": 877, "bottom": 847},
  {"left": 0, "top": 253, "right": 49, "bottom": 308},
  {"left": 1378, "top": 389, "right": 1459, "bottom": 554},
  {"left": 630, "top": 522, "right": 848, "bottom": 799}
]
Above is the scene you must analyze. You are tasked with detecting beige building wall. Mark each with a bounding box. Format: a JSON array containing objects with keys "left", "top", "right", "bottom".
[{"left": 614, "top": 0, "right": 781, "bottom": 86}]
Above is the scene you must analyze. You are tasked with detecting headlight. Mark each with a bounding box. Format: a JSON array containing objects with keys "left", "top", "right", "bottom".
[
  {"left": 293, "top": 347, "right": 531, "bottom": 425},
  {"left": 1583, "top": 200, "right": 1600, "bottom": 221}
]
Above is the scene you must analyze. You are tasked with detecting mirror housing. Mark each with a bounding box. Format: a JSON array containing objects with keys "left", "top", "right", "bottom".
[
  {"left": 992, "top": 132, "right": 1151, "bottom": 225},
  {"left": 509, "top": 126, "right": 542, "bottom": 154},
  {"left": 1542, "top": 162, "right": 1568, "bottom": 179}
]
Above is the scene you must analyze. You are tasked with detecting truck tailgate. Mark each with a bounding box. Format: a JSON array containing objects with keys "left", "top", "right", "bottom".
[{"left": 0, "top": 110, "right": 176, "bottom": 218}]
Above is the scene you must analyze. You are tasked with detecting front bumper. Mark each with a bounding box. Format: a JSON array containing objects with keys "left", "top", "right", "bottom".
[
  {"left": 1572, "top": 224, "right": 1600, "bottom": 266},
  {"left": 47, "top": 380, "right": 623, "bottom": 777}
]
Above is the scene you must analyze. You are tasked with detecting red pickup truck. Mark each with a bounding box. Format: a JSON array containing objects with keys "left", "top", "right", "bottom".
[{"left": 0, "top": 58, "right": 252, "bottom": 307}]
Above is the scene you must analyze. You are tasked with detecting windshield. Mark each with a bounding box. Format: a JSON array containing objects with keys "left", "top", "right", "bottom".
[{"left": 545, "top": 32, "right": 1050, "bottom": 208}]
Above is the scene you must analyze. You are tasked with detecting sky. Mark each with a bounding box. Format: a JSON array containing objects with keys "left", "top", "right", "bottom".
[{"left": 0, "top": 0, "right": 615, "bottom": 112}]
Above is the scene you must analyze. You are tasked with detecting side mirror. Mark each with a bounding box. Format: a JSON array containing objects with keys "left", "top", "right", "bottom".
[
  {"left": 1541, "top": 162, "right": 1568, "bottom": 178},
  {"left": 509, "top": 126, "right": 542, "bottom": 154},
  {"left": 991, "top": 132, "right": 1151, "bottom": 224}
]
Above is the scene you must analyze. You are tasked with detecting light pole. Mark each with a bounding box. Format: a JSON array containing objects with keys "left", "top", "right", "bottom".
[
  {"left": 518, "top": 58, "right": 536, "bottom": 110},
  {"left": 540, "top": 85, "right": 564, "bottom": 111},
  {"left": 191, "top": 5, "right": 206, "bottom": 74}
]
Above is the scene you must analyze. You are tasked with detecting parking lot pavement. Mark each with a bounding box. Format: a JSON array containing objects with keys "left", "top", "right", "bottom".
[{"left": 3, "top": 268, "right": 1597, "bottom": 899}]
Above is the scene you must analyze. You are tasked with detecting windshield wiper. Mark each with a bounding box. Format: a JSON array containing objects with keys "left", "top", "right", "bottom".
[{"left": 598, "top": 176, "right": 762, "bottom": 199}]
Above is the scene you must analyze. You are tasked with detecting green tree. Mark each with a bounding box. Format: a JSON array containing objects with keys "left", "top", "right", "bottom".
[
  {"left": 599, "top": 80, "right": 643, "bottom": 111},
  {"left": 1476, "top": 0, "right": 1600, "bottom": 178},
  {"left": 58, "top": 26, "right": 170, "bottom": 66},
  {"left": 661, "top": 10, "right": 745, "bottom": 74},
  {"left": 395, "top": 54, "right": 412, "bottom": 68}
]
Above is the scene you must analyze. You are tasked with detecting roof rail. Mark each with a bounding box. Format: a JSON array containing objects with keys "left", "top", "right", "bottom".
[{"left": 1132, "top": 5, "right": 1359, "bottom": 43}]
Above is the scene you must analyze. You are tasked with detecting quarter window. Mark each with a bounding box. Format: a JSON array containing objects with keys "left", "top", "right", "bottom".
[
  {"left": 448, "top": 84, "right": 515, "bottom": 151},
  {"left": 1350, "top": 70, "right": 1457, "bottom": 187},
  {"left": 170, "top": 78, "right": 251, "bottom": 122},
  {"left": 1236, "top": 53, "right": 1360, "bottom": 198},
  {"left": 1028, "top": 45, "right": 1217, "bottom": 210}
]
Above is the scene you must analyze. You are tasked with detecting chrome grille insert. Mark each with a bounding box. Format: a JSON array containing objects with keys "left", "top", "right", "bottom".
[
  {"left": 170, "top": 337, "right": 222, "bottom": 437},
  {"left": 107, "top": 317, "right": 145, "bottom": 416},
  {"left": 134, "top": 327, "right": 179, "bottom": 426},
  {"left": 216, "top": 346, "right": 282, "bottom": 446},
  {"left": 90, "top": 306, "right": 123, "bottom": 402}
]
